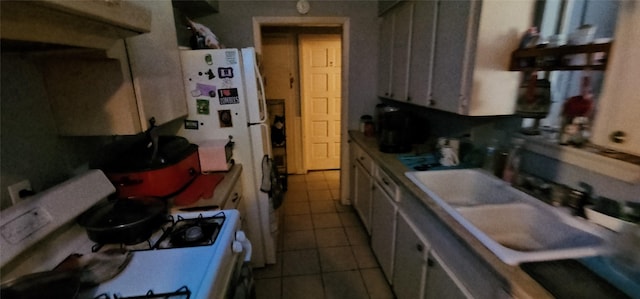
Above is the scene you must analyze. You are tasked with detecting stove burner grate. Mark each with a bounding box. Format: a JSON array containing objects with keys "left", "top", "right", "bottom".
[
  {"left": 94, "top": 286, "right": 191, "bottom": 299},
  {"left": 89, "top": 212, "right": 227, "bottom": 251},
  {"left": 159, "top": 213, "right": 225, "bottom": 249}
]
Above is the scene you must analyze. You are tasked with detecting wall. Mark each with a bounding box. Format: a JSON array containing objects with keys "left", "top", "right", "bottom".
[
  {"left": 0, "top": 53, "right": 113, "bottom": 209},
  {"left": 173, "top": 0, "right": 380, "bottom": 131}
]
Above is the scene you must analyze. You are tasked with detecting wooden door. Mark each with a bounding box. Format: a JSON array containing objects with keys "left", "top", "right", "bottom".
[
  {"left": 262, "top": 33, "right": 302, "bottom": 173},
  {"left": 299, "top": 34, "right": 342, "bottom": 170}
]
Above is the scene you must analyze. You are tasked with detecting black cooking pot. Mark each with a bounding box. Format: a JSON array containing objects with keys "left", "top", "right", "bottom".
[{"left": 77, "top": 197, "right": 168, "bottom": 245}]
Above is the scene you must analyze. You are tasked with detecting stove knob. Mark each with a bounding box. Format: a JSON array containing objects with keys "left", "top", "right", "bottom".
[
  {"left": 235, "top": 231, "right": 246, "bottom": 241},
  {"left": 232, "top": 240, "right": 243, "bottom": 253}
]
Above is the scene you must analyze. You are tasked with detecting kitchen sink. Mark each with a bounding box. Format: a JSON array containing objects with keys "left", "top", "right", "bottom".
[
  {"left": 405, "top": 169, "right": 609, "bottom": 265},
  {"left": 405, "top": 169, "right": 517, "bottom": 207}
]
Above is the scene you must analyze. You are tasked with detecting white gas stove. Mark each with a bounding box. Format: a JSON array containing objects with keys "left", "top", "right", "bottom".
[{"left": 0, "top": 170, "right": 253, "bottom": 299}]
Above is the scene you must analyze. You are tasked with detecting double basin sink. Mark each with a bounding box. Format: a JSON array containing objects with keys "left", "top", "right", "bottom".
[{"left": 406, "top": 169, "right": 609, "bottom": 265}]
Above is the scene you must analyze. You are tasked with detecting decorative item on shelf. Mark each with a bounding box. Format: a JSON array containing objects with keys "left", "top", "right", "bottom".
[
  {"left": 186, "top": 17, "right": 223, "bottom": 49},
  {"left": 519, "top": 26, "right": 540, "bottom": 49},
  {"left": 271, "top": 115, "right": 285, "bottom": 147},
  {"left": 568, "top": 24, "right": 597, "bottom": 46},
  {"left": 559, "top": 72, "right": 594, "bottom": 146},
  {"left": 515, "top": 72, "right": 551, "bottom": 135}
]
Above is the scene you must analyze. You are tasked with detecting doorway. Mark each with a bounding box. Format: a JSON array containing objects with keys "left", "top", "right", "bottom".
[{"left": 258, "top": 23, "right": 344, "bottom": 174}]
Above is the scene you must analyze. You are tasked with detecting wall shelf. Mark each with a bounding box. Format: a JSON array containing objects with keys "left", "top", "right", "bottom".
[
  {"left": 522, "top": 135, "right": 640, "bottom": 184},
  {"left": 510, "top": 42, "right": 612, "bottom": 72}
]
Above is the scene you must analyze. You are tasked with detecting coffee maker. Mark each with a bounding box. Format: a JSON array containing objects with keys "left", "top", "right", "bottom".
[{"left": 376, "top": 104, "right": 414, "bottom": 153}]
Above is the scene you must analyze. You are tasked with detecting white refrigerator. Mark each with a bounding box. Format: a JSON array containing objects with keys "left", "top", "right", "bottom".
[{"left": 178, "top": 47, "right": 277, "bottom": 267}]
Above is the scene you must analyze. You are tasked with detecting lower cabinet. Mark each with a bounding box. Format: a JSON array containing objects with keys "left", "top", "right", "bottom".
[
  {"left": 370, "top": 179, "right": 397, "bottom": 283},
  {"left": 393, "top": 211, "right": 430, "bottom": 299},
  {"left": 349, "top": 136, "right": 510, "bottom": 299},
  {"left": 353, "top": 162, "right": 373, "bottom": 234},
  {"left": 393, "top": 211, "right": 473, "bottom": 299},
  {"left": 425, "top": 251, "right": 472, "bottom": 299}
]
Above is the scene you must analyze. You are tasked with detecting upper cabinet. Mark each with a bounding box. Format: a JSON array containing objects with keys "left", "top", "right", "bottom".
[
  {"left": 591, "top": 3, "right": 640, "bottom": 156},
  {"left": 172, "top": 0, "right": 219, "bottom": 18},
  {"left": 378, "top": 0, "right": 535, "bottom": 116},
  {"left": 377, "top": 1, "right": 414, "bottom": 102},
  {"left": 431, "top": 0, "right": 535, "bottom": 115},
  {"left": 1, "top": 0, "right": 151, "bottom": 50},
  {"left": 40, "top": 0, "right": 187, "bottom": 136},
  {"left": 407, "top": 0, "right": 437, "bottom": 108}
]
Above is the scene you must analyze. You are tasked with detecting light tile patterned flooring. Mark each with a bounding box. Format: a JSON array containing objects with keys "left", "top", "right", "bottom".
[{"left": 253, "top": 170, "right": 395, "bottom": 299}]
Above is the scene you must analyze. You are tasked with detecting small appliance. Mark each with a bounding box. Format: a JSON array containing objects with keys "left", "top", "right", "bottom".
[
  {"left": 377, "top": 104, "right": 414, "bottom": 153},
  {"left": 198, "top": 139, "right": 235, "bottom": 172}
]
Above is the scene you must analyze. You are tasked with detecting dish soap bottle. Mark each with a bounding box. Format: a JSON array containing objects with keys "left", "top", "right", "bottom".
[{"left": 502, "top": 138, "right": 525, "bottom": 185}]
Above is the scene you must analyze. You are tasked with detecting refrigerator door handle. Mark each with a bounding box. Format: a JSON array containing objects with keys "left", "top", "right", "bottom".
[{"left": 255, "top": 63, "right": 268, "bottom": 123}]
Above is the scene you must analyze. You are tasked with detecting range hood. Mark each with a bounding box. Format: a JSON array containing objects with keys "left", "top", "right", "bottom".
[{"left": 1, "top": 0, "right": 152, "bottom": 50}]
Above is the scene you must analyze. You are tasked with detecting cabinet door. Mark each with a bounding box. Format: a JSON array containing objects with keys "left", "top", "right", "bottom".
[
  {"left": 354, "top": 162, "right": 373, "bottom": 234},
  {"left": 370, "top": 181, "right": 397, "bottom": 283},
  {"left": 430, "top": 0, "right": 474, "bottom": 114},
  {"left": 377, "top": 12, "right": 393, "bottom": 98},
  {"left": 407, "top": 0, "right": 437, "bottom": 107},
  {"left": 591, "top": 3, "right": 640, "bottom": 156},
  {"left": 425, "top": 251, "right": 473, "bottom": 299},
  {"left": 125, "top": 0, "right": 187, "bottom": 131},
  {"left": 389, "top": 1, "right": 414, "bottom": 102},
  {"left": 393, "top": 212, "right": 429, "bottom": 299},
  {"left": 41, "top": 0, "right": 186, "bottom": 135}
]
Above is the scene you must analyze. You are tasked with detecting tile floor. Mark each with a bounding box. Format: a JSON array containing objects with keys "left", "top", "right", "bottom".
[{"left": 253, "top": 170, "right": 395, "bottom": 299}]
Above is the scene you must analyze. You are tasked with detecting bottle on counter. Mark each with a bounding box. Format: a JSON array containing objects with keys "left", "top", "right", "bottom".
[
  {"left": 483, "top": 141, "right": 497, "bottom": 172},
  {"left": 502, "top": 138, "right": 525, "bottom": 185}
]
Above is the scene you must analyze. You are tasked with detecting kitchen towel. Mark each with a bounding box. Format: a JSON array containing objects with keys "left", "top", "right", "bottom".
[{"left": 174, "top": 173, "right": 225, "bottom": 206}]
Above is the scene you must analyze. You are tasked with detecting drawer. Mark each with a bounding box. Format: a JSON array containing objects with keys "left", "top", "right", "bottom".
[
  {"left": 222, "top": 180, "right": 242, "bottom": 210},
  {"left": 353, "top": 144, "right": 374, "bottom": 174},
  {"left": 374, "top": 167, "right": 400, "bottom": 201}
]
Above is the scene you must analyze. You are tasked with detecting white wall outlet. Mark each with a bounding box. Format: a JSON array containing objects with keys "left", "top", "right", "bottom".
[{"left": 8, "top": 180, "right": 32, "bottom": 204}]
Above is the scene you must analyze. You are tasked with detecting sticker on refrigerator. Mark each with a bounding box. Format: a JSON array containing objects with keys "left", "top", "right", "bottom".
[
  {"left": 196, "top": 99, "right": 210, "bottom": 115},
  {"left": 218, "top": 67, "right": 234, "bottom": 78},
  {"left": 191, "top": 83, "right": 217, "bottom": 98},
  {"left": 218, "top": 110, "right": 233, "bottom": 127},
  {"left": 184, "top": 119, "right": 199, "bottom": 130},
  {"left": 204, "top": 69, "right": 215, "bottom": 80},
  {"left": 218, "top": 88, "right": 239, "bottom": 105},
  {"left": 225, "top": 51, "right": 237, "bottom": 65}
]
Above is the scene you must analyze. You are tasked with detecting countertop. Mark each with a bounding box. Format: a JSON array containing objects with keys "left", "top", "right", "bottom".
[
  {"left": 348, "top": 131, "right": 631, "bottom": 299},
  {"left": 169, "top": 163, "right": 242, "bottom": 213}
]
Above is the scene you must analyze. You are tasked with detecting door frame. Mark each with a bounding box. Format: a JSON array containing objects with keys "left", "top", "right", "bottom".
[{"left": 253, "top": 17, "right": 351, "bottom": 205}]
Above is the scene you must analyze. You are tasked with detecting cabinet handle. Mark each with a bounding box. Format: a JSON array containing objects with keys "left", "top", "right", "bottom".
[
  {"left": 416, "top": 244, "right": 424, "bottom": 252},
  {"left": 428, "top": 99, "right": 436, "bottom": 106},
  {"left": 610, "top": 130, "right": 627, "bottom": 143},
  {"left": 406, "top": 96, "right": 412, "bottom": 102},
  {"left": 231, "top": 192, "right": 240, "bottom": 202},
  {"left": 382, "top": 178, "right": 390, "bottom": 186},
  {"left": 359, "top": 156, "right": 366, "bottom": 161}
]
